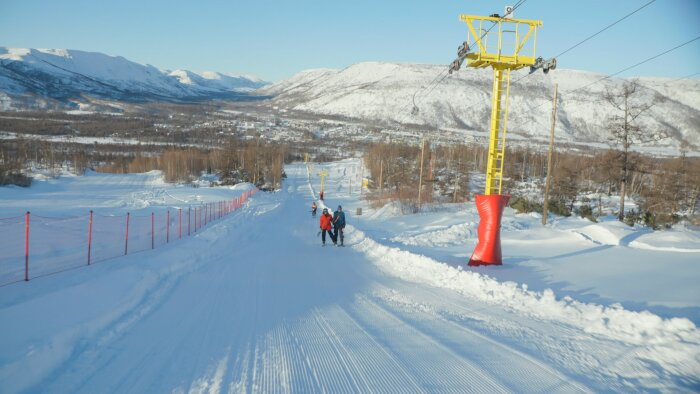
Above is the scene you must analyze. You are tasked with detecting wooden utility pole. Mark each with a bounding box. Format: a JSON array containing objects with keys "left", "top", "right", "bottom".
[
  {"left": 542, "top": 83, "right": 558, "bottom": 225},
  {"left": 360, "top": 166, "right": 364, "bottom": 195},
  {"left": 379, "top": 160, "right": 383, "bottom": 195},
  {"left": 418, "top": 138, "right": 426, "bottom": 207},
  {"left": 453, "top": 175, "right": 459, "bottom": 203}
]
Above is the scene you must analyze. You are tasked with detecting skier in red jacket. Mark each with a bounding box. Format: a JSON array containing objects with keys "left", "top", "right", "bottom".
[{"left": 319, "top": 208, "right": 336, "bottom": 246}]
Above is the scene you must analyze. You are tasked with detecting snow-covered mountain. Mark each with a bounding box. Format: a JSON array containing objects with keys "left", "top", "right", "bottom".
[
  {"left": 0, "top": 47, "right": 268, "bottom": 108},
  {"left": 258, "top": 62, "right": 700, "bottom": 149}
]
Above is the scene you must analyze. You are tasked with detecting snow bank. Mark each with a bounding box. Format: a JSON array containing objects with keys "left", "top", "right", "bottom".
[
  {"left": 391, "top": 223, "right": 474, "bottom": 247},
  {"left": 346, "top": 225, "right": 700, "bottom": 378}
]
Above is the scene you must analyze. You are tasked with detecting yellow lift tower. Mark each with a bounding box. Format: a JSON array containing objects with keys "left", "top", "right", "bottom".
[
  {"left": 451, "top": 11, "right": 546, "bottom": 266},
  {"left": 318, "top": 170, "right": 328, "bottom": 200},
  {"left": 459, "top": 13, "right": 542, "bottom": 195}
]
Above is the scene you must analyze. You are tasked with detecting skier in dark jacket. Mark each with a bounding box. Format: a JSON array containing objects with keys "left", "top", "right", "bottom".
[
  {"left": 333, "top": 205, "right": 346, "bottom": 246},
  {"left": 311, "top": 201, "right": 317, "bottom": 217}
]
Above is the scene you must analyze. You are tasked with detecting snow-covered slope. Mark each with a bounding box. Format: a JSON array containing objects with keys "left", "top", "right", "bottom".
[
  {"left": 258, "top": 62, "right": 700, "bottom": 148},
  {"left": 0, "top": 161, "right": 698, "bottom": 392},
  {"left": 0, "top": 47, "right": 268, "bottom": 107}
]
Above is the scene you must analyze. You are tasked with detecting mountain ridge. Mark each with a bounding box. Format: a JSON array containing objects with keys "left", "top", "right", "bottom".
[
  {"left": 257, "top": 62, "right": 700, "bottom": 149},
  {"left": 0, "top": 47, "right": 269, "bottom": 109}
]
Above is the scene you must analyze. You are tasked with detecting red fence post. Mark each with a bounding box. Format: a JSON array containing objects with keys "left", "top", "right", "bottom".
[
  {"left": 151, "top": 212, "right": 155, "bottom": 250},
  {"left": 179, "top": 208, "right": 182, "bottom": 239},
  {"left": 87, "top": 210, "right": 93, "bottom": 265},
  {"left": 24, "top": 211, "right": 30, "bottom": 281},
  {"left": 166, "top": 210, "right": 170, "bottom": 244},
  {"left": 125, "top": 212, "right": 130, "bottom": 255}
]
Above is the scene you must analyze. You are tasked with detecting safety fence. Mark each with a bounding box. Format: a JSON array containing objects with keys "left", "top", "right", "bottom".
[{"left": 0, "top": 188, "right": 258, "bottom": 286}]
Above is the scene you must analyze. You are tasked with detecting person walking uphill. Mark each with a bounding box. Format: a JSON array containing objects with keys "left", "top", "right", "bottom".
[
  {"left": 319, "top": 208, "right": 337, "bottom": 246},
  {"left": 333, "top": 205, "right": 346, "bottom": 246}
]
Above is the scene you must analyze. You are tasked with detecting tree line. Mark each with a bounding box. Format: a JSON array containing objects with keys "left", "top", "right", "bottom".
[{"left": 1, "top": 136, "right": 288, "bottom": 190}]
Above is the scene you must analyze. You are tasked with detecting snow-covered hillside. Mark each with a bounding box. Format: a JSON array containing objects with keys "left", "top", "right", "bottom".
[
  {"left": 0, "top": 160, "right": 698, "bottom": 392},
  {"left": 0, "top": 47, "right": 268, "bottom": 108},
  {"left": 258, "top": 62, "right": 700, "bottom": 149}
]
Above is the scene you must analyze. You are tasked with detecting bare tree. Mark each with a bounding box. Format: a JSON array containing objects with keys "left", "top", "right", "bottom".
[{"left": 604, "top": 80, "right": 662, "bottom": 221}]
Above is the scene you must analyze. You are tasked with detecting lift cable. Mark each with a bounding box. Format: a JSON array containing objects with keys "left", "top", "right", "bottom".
[
  {"left": 458, "top": 8, "right": 690, "bottom": 118},
  {"left": 400, "top": 0, "right": 529, "bottom": 121},
  {"left": 513, "top": 36, "right": 700, "bottom": 133},
  {"left": 510, "top": 0, "right": 658, "bottom": 87},
  {"left": 556, "top": 35, "right": 699, "bottom": 99},
  {"left": 555, "top": 0, "right": 657, "bottom": 60}
]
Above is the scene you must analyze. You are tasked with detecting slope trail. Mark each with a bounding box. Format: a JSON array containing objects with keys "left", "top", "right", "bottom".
[{"left": 20, "top": 165, "right": 592, "bottom": 393}]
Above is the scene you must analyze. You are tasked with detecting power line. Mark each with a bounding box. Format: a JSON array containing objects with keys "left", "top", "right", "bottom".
[
  {"left": 402, "top": 0, "right": 530, "bottom": 121},
  {"left": 562, "top": 35, "right": 700, "bottom": 97},
  {"left": 459, "top": 34, "right": 700, "bottom": 138},
  {"left": 665, "top": 71, "right": 700, "bottom": 84},
  {"left": 554, "top": 0, "right": 657, "bottom": 59},
  {"left": 510, "top": 0, "right": 659, "bottom": 87},
  {"left": 458, "top": 10, "right": 690, "bottom": 117}
]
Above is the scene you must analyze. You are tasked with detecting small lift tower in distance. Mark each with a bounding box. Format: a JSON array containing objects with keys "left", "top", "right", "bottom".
[{"left": 456, "top": 8, "right": 543, "bottom": 266}]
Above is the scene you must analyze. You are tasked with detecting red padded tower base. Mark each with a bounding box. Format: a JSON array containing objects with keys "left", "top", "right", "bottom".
[{"left": 469, "top": 194, "right": 510, "bottom": 266}]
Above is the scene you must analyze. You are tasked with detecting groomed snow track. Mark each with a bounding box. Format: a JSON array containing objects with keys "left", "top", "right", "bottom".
[{"left": 0, "top": 163, "right": 698, "bottom": 393}]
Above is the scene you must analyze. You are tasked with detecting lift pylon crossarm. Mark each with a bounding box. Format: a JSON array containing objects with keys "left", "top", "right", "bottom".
[{"left": 459, "top": 14, "right": 542, "bottom": 70}]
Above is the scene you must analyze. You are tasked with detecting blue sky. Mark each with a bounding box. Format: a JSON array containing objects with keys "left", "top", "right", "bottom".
[{"left": 1, "top": 0, "right": 698, "bottom": 81}]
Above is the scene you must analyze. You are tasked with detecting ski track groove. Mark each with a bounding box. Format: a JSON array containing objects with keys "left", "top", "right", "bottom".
[
  {"left": 294, "top": 314, "right": 354, "bottom": 392},
  {"left": 286, "top": 322, "right": 325, "bottom": 393},
  {"left": 330, "top": 304, "right": 426, "bottom": 393},
  {"left": 347, "top": 295, "right": 511, "bottom": 394},
  {"left": 363, "top": 290, "right": 590, "bottom": 393},
  {"left": 312, "top": 308, "right": 369, "bottom": 393},
  {"left": 278, "top": 322, "right": 315, "bottom": 393}
]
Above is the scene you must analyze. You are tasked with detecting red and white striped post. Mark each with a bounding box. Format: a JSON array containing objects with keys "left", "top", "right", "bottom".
[
  {"left": 125, "top": 212, "right": 130, "bottom": 255},
  {"left": 24, "top": 211, "right": 30, "bottom": 281},
  {"left": 179, "top": 208, "right": 182, "bottom": 239},
  {"left": 166, "top": 210, "right": 170, "bottom": 243},
  {"left": 87, "top": 210, "right": 93, "bottom": 265},
  {"left": 151, "top": 212, "right": 155, "bottom": 249}
]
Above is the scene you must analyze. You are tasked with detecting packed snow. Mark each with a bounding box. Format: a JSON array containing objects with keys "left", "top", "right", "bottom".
[{"left": 0, "top": 159, "right": 698, "bottom": 392}]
